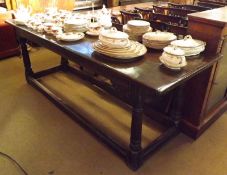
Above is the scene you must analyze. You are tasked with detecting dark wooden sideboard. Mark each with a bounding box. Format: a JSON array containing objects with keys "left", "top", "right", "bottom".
[{"left": 180, "top": 7, "right": 227, "bottom": 138}]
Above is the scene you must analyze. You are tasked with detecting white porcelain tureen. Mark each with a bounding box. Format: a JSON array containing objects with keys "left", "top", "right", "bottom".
[
  {"left": 170, "top": 35, "right": 206, "bottom": 56},
  {"left": 160, "top": 45, "right": 187, "bottom": 70},
  {"left": 99, "top": 27, "right": 129, "bottom": 48}
]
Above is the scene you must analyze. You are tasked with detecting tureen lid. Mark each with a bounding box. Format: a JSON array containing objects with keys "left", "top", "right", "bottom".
[
  {"left": 171, "top": 35, "right": 205, "bottom": 48},
  {"left": 143, "top": 31, "right": 177, "bottom": 41},
  {"left": 100, "top": 27, "right": 128, "bottom": 39},
  {"left": 127, "top": 20, "right": 150, "bottom": 27},
  {"left": 164, "top": 46, "right": 185, "bottom": 56}
]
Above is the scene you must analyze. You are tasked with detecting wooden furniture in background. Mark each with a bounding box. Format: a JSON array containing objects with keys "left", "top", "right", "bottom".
[
  {"left": 197, "top": 1, "right": 225, "bottom": 8},
  {"left": 168, "top": 2, "right": 211, "bottom": 10},
  {"left": 180, "top": 7, "right": 227, "bottom": 138},
  {"left": 120, "top": 9, "right": 142, "bottom": 24},
  {"left": 0, "top": 10, "right": 20, "bottom": 59}
]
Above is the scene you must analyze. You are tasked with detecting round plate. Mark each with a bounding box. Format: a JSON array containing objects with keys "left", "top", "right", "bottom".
[
  {"left": 93, "top": 40, "right": 147, "bottom": 59},
  {"left": 86, "top": 30, "right": 99, "bottom": 36},
  {"left": 56, "top": 32, "right": 84, "bottom": 41}
]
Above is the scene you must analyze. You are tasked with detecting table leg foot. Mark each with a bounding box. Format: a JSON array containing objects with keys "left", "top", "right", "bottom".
[{"left": 127, "top": 150, "right": 142, "bottom": 170}]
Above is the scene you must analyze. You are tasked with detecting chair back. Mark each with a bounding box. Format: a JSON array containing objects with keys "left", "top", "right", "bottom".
[
  {"left": 150, "top": 20, "right": 167, "bottom": 31},
  {"left": 168, "top": 8, "right": 196, "bottom": 18},
  {"left": 166, "top": 24, "right": 188, "bottom": 37},
  {"left": 134, "top": 7, "right": 153, "bottom": 21},
  {"left": 153, "top": 5, "right": 169, "bottom": 15},
  {"left": 120, "top": 10, "right": 142, "bottom": 24},
  {"left": 111, "top": 16, "right": 123, "bottom": 31},
  {"left": 153, "top": 13, "right": 188, "bottom": 27},
  {"left": 168, "top": 3, "right": 184, "bottom": 9}
]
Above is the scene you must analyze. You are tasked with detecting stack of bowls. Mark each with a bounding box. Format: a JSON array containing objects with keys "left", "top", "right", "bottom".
[
  {"left": 159, "top": 45, "right": 187, "bottom": 70},
  {"left": 93, "top": 27, "right": 147, "bottom": 60},
  {"left": 123, "top": 20, "right": 152, "bottom": 42},
  {"left": 142, "top": 31, "right": 177, "bottom": 49},
  {"left": 170, "top": 35, "right": 206, "bottom": 56},
  {"left": 63, "top": 18, "right": 88, "bottom": 33}
]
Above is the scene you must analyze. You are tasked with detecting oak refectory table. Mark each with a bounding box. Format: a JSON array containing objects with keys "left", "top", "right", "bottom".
[{"left": 7, "top": 19, "right": 221, "bottom": 170}]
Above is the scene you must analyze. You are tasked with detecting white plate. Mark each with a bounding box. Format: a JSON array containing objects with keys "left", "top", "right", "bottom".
[
  {"left": 86, "top": 30, "right": 99, "bottom": 36},
  {"left": 93, "top": 40, "right": 147, "bottom": 59},
  {"left": 14, "top": 19, "right": 27, "bottom": 25},
  {"left": 56, "top": 32, "right": 84, "bottom": 41}
]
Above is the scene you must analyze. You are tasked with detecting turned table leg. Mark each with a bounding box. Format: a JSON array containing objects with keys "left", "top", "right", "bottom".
[
  {"left": 170, "top": 85, "right": 185, "bottom": 125},
  {"left": 61, "top": 56, "right": 69, "bottom": 71},
  {"left": 127, "top": 85, "right": 143, "bottom": 170},
  {"left": 19, "top": 38, "right": 34, "bottom": 80}
]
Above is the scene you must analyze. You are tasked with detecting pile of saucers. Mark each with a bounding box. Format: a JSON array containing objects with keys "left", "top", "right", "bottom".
[
  {"left": 63, "top": 18, "right": 88, "bottom": 33},
  {"left": 123, "top": 20, "right": 152, "bottom": 42}
]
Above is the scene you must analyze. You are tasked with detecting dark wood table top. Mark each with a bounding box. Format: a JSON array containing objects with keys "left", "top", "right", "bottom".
[{"left": 7, "top": 20, "right": 221, "bottom": 94}]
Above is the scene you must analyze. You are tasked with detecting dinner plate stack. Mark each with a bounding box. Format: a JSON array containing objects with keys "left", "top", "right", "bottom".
[
  {"left": 63, "top": 18, "right": 88, "bottom": 33},
  {"left": 170, "top": 35, "right": 206, "bottom": 56},
  {"left": 93, "top": 27, "right": 147, "bottom": 60},
  {"left": 142, "top": 31, "right": 177, "bottom": 49},
  {"left": 123, "top": 20, "right": 152, "bottom": 42},
  {"left": 159, "top": 45, "right": 187, "bottom": 70}
]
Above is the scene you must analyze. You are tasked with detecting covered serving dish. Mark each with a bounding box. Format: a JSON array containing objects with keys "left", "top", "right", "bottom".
[
  {"left": 170, "top": 35, "right": 206, "bottom": 56},
  {"left": 159, "top": 45, "right": 187, "bottom": 70},
  {"left": 99, "top": 27, "right": 129, "bottom": 48},
  {"left": 142, "top": 31, "right": 177, "bottom": 49}
]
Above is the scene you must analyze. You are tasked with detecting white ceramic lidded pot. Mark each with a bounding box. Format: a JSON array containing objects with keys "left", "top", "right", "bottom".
[
  {"left": 160, "top": 45, "right": 187, "bottom": 70},
  {"left": 170, "top": 35, "right": 206, "bottom": 56},
  {"left": 142, "top": 30, "right": 177, "bottom": 49},
  {"left": 99, "top": 27, "right": 129, "bottom": 48}
]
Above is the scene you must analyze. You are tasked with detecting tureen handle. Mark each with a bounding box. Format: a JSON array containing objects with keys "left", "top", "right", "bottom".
[
  {"left": 184, "top": 35, "right": 192, "bottom": 40},
  {"left": 110, "top": 27, "right": 117, "bottom": 32}
]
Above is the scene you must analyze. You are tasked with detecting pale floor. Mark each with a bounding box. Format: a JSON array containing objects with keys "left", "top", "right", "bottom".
[{"left": 0, "top": 48, "right": 227, "bottom": 175}]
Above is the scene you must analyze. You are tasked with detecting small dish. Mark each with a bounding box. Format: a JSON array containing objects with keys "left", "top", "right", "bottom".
[
  {"left": 14, "top": 18, "right": 27, "bottom": 25},
  {"left": 86, "top": 30, "right": 100, "bottom": 36},
  {"left": 56, "top": 32, "right": 84, "bottom": 41}
]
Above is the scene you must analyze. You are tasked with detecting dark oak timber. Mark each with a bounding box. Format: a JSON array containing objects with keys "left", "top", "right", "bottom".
[{"left": 6, "top": 5, "right": 223, "bottom": 169}]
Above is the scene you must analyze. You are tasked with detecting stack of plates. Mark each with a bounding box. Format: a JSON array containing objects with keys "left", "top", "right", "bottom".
[
  {"left": 123, "top": 20, "right": 152, "bottom": 42},
  {"left": 64, "top": 19, "right": 88, "bottom": 33},
  {"left": 93, "top": 40, "right": 147, "bottom": 60},
  {"left": 170, "top": 35, "right": 206, "bottom": 56},
  {"left": 143, "top": 31, "right": 177, "bottom": 49}
]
